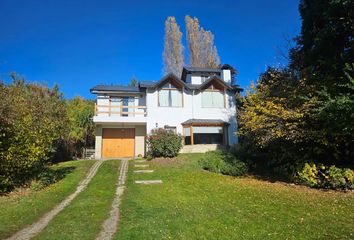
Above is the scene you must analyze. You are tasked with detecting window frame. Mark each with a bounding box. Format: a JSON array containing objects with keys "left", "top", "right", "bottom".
[
  {"left": 158, "top": 82, "right": 184, "bottom": 108},
  {"left": 182, "top": 124, "right": 228, "bottom": 146},
  {"left": 201, "top": 85, "right": 226, "bottom": 108}
]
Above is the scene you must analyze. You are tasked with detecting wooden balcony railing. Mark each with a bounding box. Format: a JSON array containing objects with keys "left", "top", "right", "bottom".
[{"left": 94, "top": 103, "right": 147, "bottom": 117}]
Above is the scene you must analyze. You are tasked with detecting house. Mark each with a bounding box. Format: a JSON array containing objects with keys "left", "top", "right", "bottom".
[{"left": 90, "top": 65, "right": 242, "bottom": 159}]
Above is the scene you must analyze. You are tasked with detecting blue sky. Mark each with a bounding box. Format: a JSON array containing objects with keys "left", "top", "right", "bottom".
[{"left": 0, "top": 0, "right": 301, "bottom": 99}]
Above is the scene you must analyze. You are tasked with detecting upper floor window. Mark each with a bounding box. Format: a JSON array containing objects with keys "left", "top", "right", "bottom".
[
  {"left": 158, "top": 83, "right": 182, "bottom": 107},
  {"left": 201, "top": 85, "right": 225, "bottom": 108},
  {"left": 110, "top": 96, "right": 135, "bottom": 116}
]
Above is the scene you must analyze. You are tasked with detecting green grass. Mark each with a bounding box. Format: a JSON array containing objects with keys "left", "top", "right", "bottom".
[
  {"left": 0, "top": 160, "right": 95, "bottom": 239},
  {"left": 34, "top": 160, "right": 121, "bottom": 240},
  {"left": 116, "top": 154, "right": 354, "bottom": 240}
]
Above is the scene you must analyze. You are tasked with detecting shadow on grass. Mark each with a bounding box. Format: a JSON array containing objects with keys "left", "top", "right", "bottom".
[{"left": 30, "top": 166, "right": 77, "bottom": 191}]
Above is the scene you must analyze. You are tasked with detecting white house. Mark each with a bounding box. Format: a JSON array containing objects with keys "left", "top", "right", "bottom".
[{"left": 90, "top": 65, "right": 242, "bottom": 159}]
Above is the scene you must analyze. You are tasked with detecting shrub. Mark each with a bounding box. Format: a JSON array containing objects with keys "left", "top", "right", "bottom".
[
  {"left": 296, "top": 162, "right": 354, "bottom": 190},
  {"left": 198, "top": 151, "right": 226, "bottom": 173},
  {"left": 146, "top": 128, "right": 183, "bottom": 158},
  {"left": 0, "top": 79, "right": 67, "bottom": 192},
  {"left": 199, "top": 150, "right": 248, "bottom": 177}
]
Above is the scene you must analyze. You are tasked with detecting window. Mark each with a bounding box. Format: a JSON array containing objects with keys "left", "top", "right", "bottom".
[
  {"left": 193, "top": 126, "right": 223, "bottom": 144},
  {"left": 201, "top": 86, "right": 224, "bottom": 108},
  {"left": 158, "top": 83, "right": 182, "bottom": 107},
  {"left": 183, "top": 127, "right": 191, "bottom": 145},
  {"left": 109, "top": 97, "right": 135, "bottom": 116},
  {"left": 122, "top": 97, "right": 135, "bottom": 116},
  {"left": 183, "top": 126, "right": 225, "bottom": 145}
]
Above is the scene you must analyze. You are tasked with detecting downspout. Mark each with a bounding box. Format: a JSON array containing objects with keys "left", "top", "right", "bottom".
[{"left": 192, "top": 90, "right": 195, "bottom": 119}]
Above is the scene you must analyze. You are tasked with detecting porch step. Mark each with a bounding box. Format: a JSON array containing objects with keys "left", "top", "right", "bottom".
[
  {"left": 134, "top": 164, "right": 149, "bottom": 168},
  {"left": 134, "top": 170, "right": 154, "bottom": 173},
  {"left": 135, "top": 180, "right": 163, "bottom": 185}
]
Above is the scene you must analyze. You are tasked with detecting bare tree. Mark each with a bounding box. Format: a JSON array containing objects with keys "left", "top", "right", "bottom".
[
  {"left": 185, "top": 16, "right": 220, "bottom": 68},
  {"left": 163, "top": 16, "right": 184, "bottom": 77},
  {"left": 185, "top": 16, "right": 202, "bottom": 67}
]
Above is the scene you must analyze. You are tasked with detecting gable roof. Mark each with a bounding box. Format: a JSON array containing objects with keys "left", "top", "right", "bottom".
[
  {"left": 152, "top": 73, "right": 187, "bottom": 89},
  {"left": 198, "top": 75, "right": 233, "bottom": 91},
  {"left": 140, "top": 73, "right": 191, "bottom": 90}
]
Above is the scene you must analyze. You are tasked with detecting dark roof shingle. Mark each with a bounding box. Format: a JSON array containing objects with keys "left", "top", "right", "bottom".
[{"left": 90, "top": 85, "right": 141, "bottom": 93}]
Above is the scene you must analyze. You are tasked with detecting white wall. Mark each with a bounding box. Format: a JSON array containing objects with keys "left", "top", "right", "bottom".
[
  {"left": 93, "top": 86, "right": 239, "bottom": 147},
  {"left": 145, "top": 88, "right": 238, "bottom": 145},
  {"left": 191, "top": 75, "right": 202, "bottom": 84}
]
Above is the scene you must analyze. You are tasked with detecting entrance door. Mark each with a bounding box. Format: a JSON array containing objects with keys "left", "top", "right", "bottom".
[{"left": 102, "top": 128, "right": 135, "bottom": 158}]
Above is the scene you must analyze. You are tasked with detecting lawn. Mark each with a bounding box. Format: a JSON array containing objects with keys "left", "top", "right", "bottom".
[
  {"left": 34, "top": 160, "right": 121, "bottom": 240},
  {"left": 0, "top": 160, "right": 95, "bottom": 239},
  {"left": 116, "top": 154, "right": 354, "bottom": 240}
]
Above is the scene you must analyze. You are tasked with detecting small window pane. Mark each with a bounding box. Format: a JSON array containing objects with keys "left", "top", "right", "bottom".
[
  {"left": 159, "top": 90, "right": 169, "bottom": 106},
  {"left": 171, "top": 90, "right": 181, "bottom": 107},
  {"left": 183, "top": 127, "right": 190, "bottom": 136},
  {"left": 193, "top": 126, "right": 223, "bottom": 134},
  {"left": 201, "top": 91, "right": 213, "bottom": 107},
  {"left": 213, "top": 91, "right": 224, "bottom": 108}
]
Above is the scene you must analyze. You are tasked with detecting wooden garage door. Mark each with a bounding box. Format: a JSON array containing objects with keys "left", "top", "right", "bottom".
[{"left": 102, "top": 128, "right": 135, "bottom": 158}]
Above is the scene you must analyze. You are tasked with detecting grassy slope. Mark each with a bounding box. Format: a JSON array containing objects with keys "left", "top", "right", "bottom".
[
  {"left": 0, "top": 160, "right": 95, "bottom": 239},
  {"left": 35, "top": 160, "right": 121, "bottom": 240},
  {"left": 116, "top": 154, "right": 354, "bottom": 240}
]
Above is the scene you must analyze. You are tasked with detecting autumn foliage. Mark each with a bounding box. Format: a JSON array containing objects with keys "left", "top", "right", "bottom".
[{"left": 237, "top": 0, "right": 354, "bottom": 189}]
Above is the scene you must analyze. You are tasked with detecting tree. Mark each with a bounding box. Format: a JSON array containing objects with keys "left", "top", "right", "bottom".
[
  {"left": 291, "top": 0, "right": 354, "bottom": 164},
  {"left": 129, "top": 75, "right": 138, "bottom": 87},
  {"left": 65, "top": 97, "right": 95, "bottom": 158},
  {"left": 237, "top": 0, "right": 354, "bottom": 180},
  {"left": 185, "top": 15, "right": 220, "bottom": 68},
  {"left": 290, "top": 0, "right": 354, "bottom": 93},
  {"left": 0, "top": 76, "right": 67, "bottom": 192},
  {"left": 185, "top": 16, "right": 201, "bottom": 67},
  {"left": 163, "top": 16, "right": 184, "bottom": 77}
]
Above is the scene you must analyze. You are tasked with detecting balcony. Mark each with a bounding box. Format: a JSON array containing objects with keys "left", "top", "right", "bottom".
[{"left": 93, "top": 103, "right": 147, "bottom": 124}]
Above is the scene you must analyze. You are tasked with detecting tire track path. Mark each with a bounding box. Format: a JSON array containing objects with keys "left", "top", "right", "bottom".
[
  {"left": 7, "top": 160, "right": 104, "bottom": 240},
  {"left": 96, "top": 159, "right": 129, "bottom": 240}
]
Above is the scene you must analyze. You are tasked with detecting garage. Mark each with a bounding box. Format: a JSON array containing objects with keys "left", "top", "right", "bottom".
[{"left": 102, "top": 128, "right": 135, "bottom": 158}]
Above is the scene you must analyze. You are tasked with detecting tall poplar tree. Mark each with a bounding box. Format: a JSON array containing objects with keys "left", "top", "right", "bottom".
[
  {"left": 185, "top": 16, "right": 220, "bottom": 68},
  {"left": 163, "top": 16, "right": 184, "bottom": 77}
]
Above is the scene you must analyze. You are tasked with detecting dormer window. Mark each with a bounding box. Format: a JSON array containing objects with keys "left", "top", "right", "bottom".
[{"left": 158, "top": 83, "right": 183, "bottom": 107}]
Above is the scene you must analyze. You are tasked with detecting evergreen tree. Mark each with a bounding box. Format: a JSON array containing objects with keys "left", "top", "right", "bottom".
[{"left": 129, "top": 75, "right": 138, "bottom": 87}]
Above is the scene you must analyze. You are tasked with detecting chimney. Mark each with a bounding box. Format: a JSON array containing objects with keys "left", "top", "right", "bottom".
[
  {"left": 221, "top": 69, "right": 231, "bottom": 83},
  {"left": 221, "top": 64, "right": 236, "bottom": 85}
]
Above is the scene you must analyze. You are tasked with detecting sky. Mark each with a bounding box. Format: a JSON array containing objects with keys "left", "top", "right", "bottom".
[{"left": 0, "top": 0, "right": 301, "bottom": 99}]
